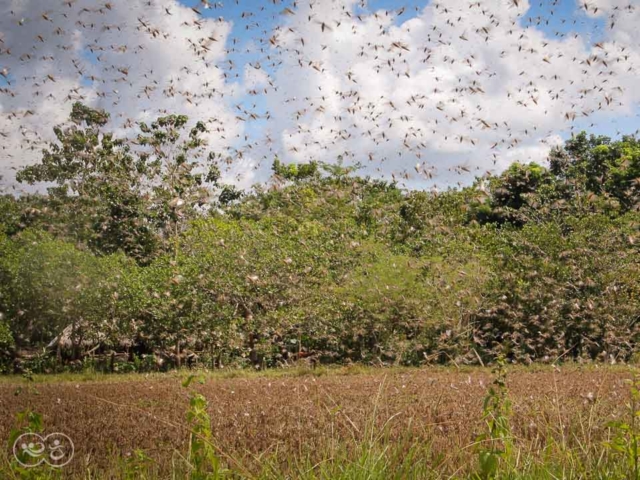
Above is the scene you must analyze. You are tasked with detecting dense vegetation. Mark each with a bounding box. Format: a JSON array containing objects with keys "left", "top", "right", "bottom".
[{"left": 1, "top": 104, "right": 639, "bottom": 372}]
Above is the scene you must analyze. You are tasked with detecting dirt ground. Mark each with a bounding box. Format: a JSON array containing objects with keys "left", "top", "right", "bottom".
[{"left": 0, "top": 365, "right": 635, "bottom": 476}]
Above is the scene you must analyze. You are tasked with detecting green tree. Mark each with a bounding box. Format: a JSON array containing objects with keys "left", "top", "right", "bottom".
[
  {"left": 272, "top": 157, "right": 320, "bottom": 182},
  {"left": 135, "top": 115, "right": 223, "bottom": 243},
  {"left": 470, "top": 163, "right": 550, "bottom": 226},
  {"left": 16, "top": 103, "right": 240, "bottom": 263},
  {"left": 16, "top": 103, "right": 158, "bottom": 261},
  {"left": 549, "top": 131, "right": 640, "bottom": 211}
]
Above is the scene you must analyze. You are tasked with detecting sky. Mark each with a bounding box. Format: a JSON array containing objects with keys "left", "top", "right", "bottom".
[{"left": 1, "top": 0, "right": 639, "bottom": 193}]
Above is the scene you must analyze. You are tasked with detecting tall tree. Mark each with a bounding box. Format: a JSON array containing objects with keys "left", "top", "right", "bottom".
[{"left": 16, "top": 103, "right": 235, "bottom": 262}]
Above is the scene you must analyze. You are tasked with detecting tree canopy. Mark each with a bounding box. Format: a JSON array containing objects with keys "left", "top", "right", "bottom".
[{"left": 1, "top": 105, "right": 639, "bottom": 372}]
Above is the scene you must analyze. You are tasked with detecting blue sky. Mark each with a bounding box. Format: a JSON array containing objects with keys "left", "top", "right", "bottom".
[
  {"left": 173, "top": 0, "right": 639, "bottom": 144},
  {"left": 1, "top": 0, "right": 639, "bottom": 189}
]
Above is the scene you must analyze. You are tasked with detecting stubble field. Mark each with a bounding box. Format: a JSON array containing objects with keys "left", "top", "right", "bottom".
[{"left": 0, "top": 365, "right": 637, "bottom": 479}]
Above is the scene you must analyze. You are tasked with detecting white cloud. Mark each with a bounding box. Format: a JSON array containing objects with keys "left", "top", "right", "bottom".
[
  {"left": 1, "top": 0, "right": 639, "bottom": 191},
  {"left": 258, "top": 0, "right": 640, "bottom": 186},
  {"left": 243, "top": 64, "right": 269, "bottom": 91},
  {"left": 0, "top": 0, "right": 243, "bottom": 188}
]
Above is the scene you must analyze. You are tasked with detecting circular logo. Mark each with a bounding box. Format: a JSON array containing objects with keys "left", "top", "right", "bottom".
[{"left": 13, "top": 432, "right": 74, "bottom": 468}]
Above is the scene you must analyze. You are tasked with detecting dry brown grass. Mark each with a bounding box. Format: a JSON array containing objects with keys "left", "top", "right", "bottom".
[{"left": 0, "top": 365, "right": 635, "bottom": 478}]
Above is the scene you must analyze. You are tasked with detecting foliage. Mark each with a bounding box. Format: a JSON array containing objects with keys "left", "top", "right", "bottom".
[
  {"left": 0, "top": 229, "right": 134, "bottom": 350},
  {"left": 471, "top": 213, "right": 640, "bottom": 363},
  {"left": 474, "top": 162, "right": 551, "bottom": 226},
  {"left": 1, "top": 127, "right": 639, "bottom": 370},
  {"left": 474, "top": 358, "right": 513, "bottom": 479},
  {"left": 15, "top": 103, "right": 237, "bottom": 263},
  {"left": 0, "top": 319, "right": 15, "bottom": 372},
  {"left": 16, "top": 103, "right": 158, "bottom": 261},
  {"left": 550, "top": 132, "right": 640, "bottom": 210},
  {"left": 272, "top": 157, "right": 319, "bottom": 182},
  {"left": 183, "top": 375, "right": 228, "bottom": 479},
  {"left": 7, "top": 409, "right": 48, "bottom": 479},
  {"left": 605, "top": 376, "right": 640, "bottom": 479}
]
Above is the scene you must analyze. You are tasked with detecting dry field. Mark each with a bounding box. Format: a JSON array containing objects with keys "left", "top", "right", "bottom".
[{"left": 0, "top": 365, "right": 637, "bottom": 479}]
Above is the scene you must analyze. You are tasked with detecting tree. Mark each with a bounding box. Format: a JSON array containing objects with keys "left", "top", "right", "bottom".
[
  {"left": 549, "top": 131, "right": 640, "bottom": 211},
  {"left": 16, "top": 103, "right": 240, "bottom": 263},
  {"left": 470, "top": 162, "right": 550, "bottom": 226},
  {"left": 549, "top": 132, "right": 613, "bottom": 193},
  {"left": 17, "top": 103, "right": 158, "bottom": 261},
  {"left": 0, "top": 229, "right": 124, "bottom": 355},
  {"left": 0, "top": 195, "right": 22, "bottom": 236},
  {"left": 135, "top": 115, "right": 224, "bottom": 242},
  {"left": 602, "top": 137, "right": 640, "bottom": 211},
  {"left": 272, "top": 157, "right": 320, "bottom": 182}
]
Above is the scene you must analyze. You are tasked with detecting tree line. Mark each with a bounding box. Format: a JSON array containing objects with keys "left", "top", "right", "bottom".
[{"left": 1, "top": 103, "right": 639, "bottom": 372}]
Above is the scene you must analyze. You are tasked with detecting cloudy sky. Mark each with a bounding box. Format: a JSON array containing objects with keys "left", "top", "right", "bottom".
[{"left": 1, "top": 0, "right": 639, "bottom": 191}]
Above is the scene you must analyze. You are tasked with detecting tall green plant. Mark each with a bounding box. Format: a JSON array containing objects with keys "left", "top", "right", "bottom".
[
  {"left": 475, "top": 358, "right": 514, "bottom": 479},
  {"left": 183, "top": 376, "right": 227, "bottom": 479},
  {"left": 605, "top": 376, "right": 640, "bottom": 480}
]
